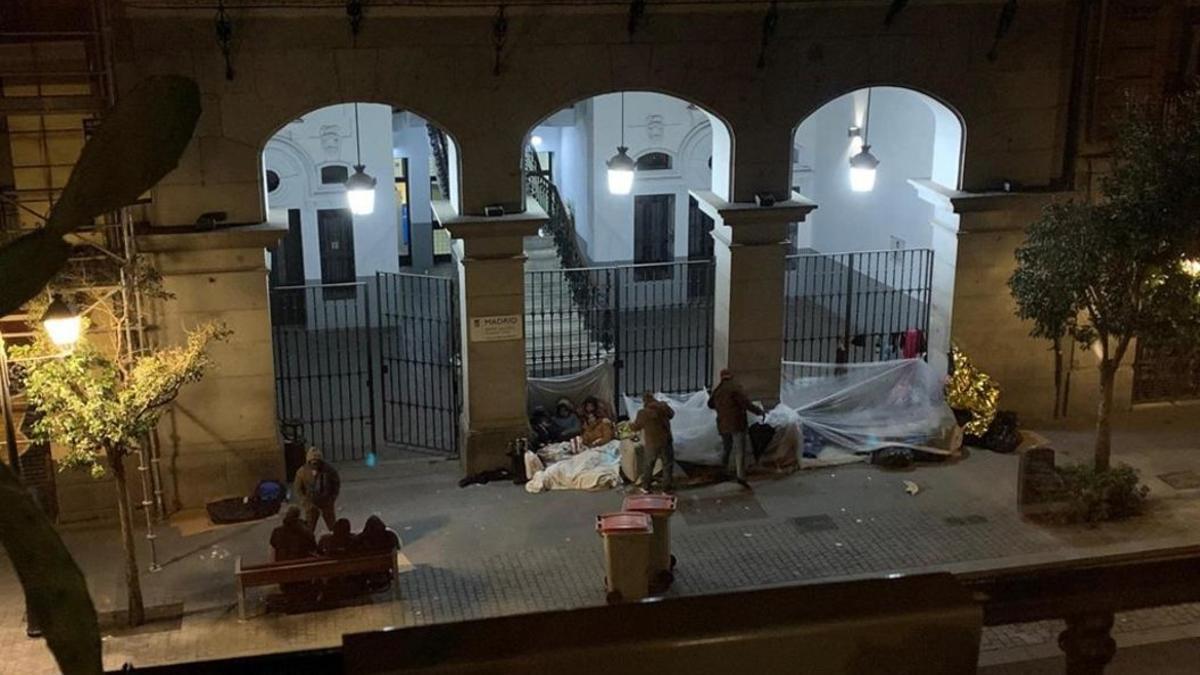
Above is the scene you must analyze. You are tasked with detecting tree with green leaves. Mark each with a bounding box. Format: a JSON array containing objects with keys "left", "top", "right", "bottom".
[
  {"left": 0, "top": 74, "right": 199, "bottom": 672},
  {"left": 1010, "top": 88, "right": 1200, "bottom": 471},
  {"left": 12, "top": 322, "right": 229, "bottom": 627}
]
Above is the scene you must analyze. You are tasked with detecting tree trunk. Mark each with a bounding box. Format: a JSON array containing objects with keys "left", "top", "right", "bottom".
[
  {"left": 1052, "top": 336, "right": 1064, "bottom": 418},
  {"left": 111, "top": 449, "right": 145, "bottom": 627},
  {"left": 1094, "top": 360, "right": 1116, "bottom": 472}
]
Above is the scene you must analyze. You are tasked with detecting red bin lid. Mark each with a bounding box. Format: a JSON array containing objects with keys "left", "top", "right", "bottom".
[
  {"left": 622, "top": 494, "right": 678, "bottom": 515},
  {"left": 595, "top": 512, "right": 652, "bottom": 534}
]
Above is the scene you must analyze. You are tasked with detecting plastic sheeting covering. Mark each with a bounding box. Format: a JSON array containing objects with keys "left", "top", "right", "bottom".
[
  {"left": 621, "top": 359, "right": 958, "bottom": 468},
  {"left": 526, "top": 360, "right": 616, "bottom": 415},
  {"left": 779, "top": 359, "right": 959, "bottom": 455},
  {"left": 624, "top": 391, "right": 727, "bottom": 466}
]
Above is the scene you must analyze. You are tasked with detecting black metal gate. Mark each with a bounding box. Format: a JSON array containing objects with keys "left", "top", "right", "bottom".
[
  {"left": 783, "top": 249, "right": 933, "bottom": 363},
  {"left": 524, "top": 260, "right": 714, "bottom": 402},
  {"left": 270, "top": 282, "right": 376, "bottom": 462},
  {"left": 1133, "top": 338, "right": 1200, "bottom": 403},
  {"left": 376, "top": 272, "right": 461, "bottom": 455}
]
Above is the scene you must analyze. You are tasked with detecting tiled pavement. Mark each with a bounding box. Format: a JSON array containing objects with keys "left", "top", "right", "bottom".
[{"left": 3, "top": 414, "right": 1200, "bottom": 672}]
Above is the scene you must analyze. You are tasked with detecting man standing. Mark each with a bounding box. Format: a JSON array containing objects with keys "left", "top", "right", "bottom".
[
  {"left": 708, "top": 369, "right": 764, "bottom": 489},
  {"left": 293, "top": 447, "right": 341, "bottom": 533},
  {"left": 630, "top": 392, "right": 675, "bottom": 492}
]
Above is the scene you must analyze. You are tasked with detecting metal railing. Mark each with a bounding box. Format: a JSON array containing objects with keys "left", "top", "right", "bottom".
[
  {"left": 269, "top": 282, "right": 376, "bottom": 462},
  {"left": 525, "top": 259, "right": 714, "bottom": 402},
  {"left": 112, "top": 545, "right": 1200, "bottom": 674},
  {"left": 783, "top": 248, "right": 934, "bottom": 363}
]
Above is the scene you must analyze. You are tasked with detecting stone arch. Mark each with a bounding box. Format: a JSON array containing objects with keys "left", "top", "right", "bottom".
[{"left": 521, "top": 88, "right": 736, "bottom": 203}]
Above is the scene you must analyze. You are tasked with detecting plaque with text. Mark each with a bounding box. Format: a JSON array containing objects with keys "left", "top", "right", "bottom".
[{"left": 469, "top": 314, "right": 523, "bottom": 342}]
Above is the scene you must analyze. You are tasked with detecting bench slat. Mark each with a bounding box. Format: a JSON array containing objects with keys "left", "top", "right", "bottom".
[{"left": 237, "top": 553, "right": 396, "bottom": 587}]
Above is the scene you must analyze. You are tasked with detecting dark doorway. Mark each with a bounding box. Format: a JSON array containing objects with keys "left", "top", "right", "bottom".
[
  {"left": 634, "top": 193, "right": 674, "bottom": 281},
  {"left": 686, "top": 196, "right": 715, "bottom": 298},
  {"left": 317, "top": 208, "right": 357, "bottom": 300},
  {"left": 269, "top": 209, "right": 306, "bottom": 324}
]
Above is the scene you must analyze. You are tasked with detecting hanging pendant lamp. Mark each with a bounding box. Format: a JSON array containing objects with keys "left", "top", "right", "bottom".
[
  {"left": 606, "top": 92, "right": 635, "bottom": 195},
  {"left": 849, "top": 88, "right": 880, "bottom": 193},
  {"left": 345, "top": 102, "right": 377, "bottom": 215}
]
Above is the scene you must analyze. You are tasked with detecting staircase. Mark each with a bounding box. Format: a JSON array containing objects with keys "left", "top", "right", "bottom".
[{"left": 521, "top": 149, "right": 613, "bottom": 376}]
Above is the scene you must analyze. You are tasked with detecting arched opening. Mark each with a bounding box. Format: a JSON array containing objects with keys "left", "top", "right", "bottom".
[
  {"left": 261, "top": 102, "right": 462, "bottom": 464},
  {"left": 521, "top": 91, "right": 733, "bottom": 405},
  {"left": 785, "top": 87, "right": 964, "bottom": 374}
]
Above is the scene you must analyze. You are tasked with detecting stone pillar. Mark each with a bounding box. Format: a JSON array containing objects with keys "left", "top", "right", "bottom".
[
  {"left": 138, "top": 224, "right": 286, "bottom": 511},
  {"left": 937, "top": 190, "right": 1135, "bottom": 425},
  {"left": 693, "top": 191, "right": 817, "bottom": 404},
  {"left": 435, "top": 202, "right": 546, "bottom": 475}
]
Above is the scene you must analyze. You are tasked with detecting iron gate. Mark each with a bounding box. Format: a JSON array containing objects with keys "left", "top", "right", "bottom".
[
  {"left": 783, "top": 249, "right": 933, "bottom": 363},
  {"left": 269, "top": 275, "right": 461, "bottom": 462},
  {"left": 525, "top": 260, "right": 714, "bottom": 401},
  {"left": 1133, "top": 338, "right": 1200, "bottom": 403},
  {"left": 376, "top": 272, "right": 461, "bottom": 454},
  {"left": 270, "top": 282, "right": 376, "bottom": 462}
]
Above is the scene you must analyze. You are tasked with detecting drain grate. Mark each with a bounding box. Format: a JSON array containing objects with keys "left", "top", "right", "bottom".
[
  {"left": 1158, "top": 470, "right": 1200, "bottom": 490},
  {"left": 944, "top": 514, "right": 989, "bottom": 527},
  {"left": 677, "top": 492, "right": 768, "bottom": 526},
  {"left": 791, "top": 514, "right": 839, "bottom": 533}
]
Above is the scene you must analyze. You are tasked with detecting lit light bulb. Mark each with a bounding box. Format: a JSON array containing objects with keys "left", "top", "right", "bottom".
[
  {"left": 345, "top": 164, "right": 377, "bottom": 215},
  {"left": 606, "top": 146, "right": 635, "bottom": 195},
  {"left": 41, "top": 294, "right": 81, "bottom": 347},
  {"left": 530, "top": 135, "right": 544, "bottom": 148},
  {"left": 849, "top": 145, "right": 880, "bottom": 193}
]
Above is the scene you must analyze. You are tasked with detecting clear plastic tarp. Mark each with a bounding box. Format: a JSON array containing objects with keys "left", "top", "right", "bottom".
[
  {"left": 622, "top": 359, "right": 959, "bottom": 467},
  {"left": 779, "top": 359, "right": 959, "bottom": 456}
]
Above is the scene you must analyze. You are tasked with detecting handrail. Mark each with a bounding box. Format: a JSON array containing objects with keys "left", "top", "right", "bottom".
[{"left": 106, "top": 545, "right": 1200, "bottom": 673}]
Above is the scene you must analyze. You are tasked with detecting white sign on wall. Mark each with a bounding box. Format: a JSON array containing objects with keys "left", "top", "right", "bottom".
[{"left": 469, "top": 314, "right": 523, "bottom": 342}]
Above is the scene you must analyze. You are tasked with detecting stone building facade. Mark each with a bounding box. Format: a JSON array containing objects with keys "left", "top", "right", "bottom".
[{"left": 3, "top": 0, "right": 1197, "bottom": 512}]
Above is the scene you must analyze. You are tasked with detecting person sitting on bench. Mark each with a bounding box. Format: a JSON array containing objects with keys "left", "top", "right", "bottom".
[
  {"left": 318, "top": 518, "right": 354, "bottom": 557},
  {"left": 353, "top": 515, "right": 400, "bottom": 592},
  {"left": 270, "top": 506, "right": 317, "bottom": 562}
]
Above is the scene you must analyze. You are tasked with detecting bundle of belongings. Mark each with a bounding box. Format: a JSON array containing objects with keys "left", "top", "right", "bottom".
[
  {"left": 524, "top": 361, "right": 623, "bottom": 493},
  {"left": 206, "top": 479, "right": 287, "bottom": 524}
]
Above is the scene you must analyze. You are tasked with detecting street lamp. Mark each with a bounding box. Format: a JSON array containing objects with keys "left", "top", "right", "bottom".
[
  {"left": 41, "top": 294, "right": 82, "bottom": 348},
  {"left": 1, "top": 294, "right": 80, "bottom": 639}
]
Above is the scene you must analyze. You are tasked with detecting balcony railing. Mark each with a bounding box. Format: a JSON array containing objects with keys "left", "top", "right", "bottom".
[{"left": 110, "top": 545, "right": 1200, "bottom": 674}]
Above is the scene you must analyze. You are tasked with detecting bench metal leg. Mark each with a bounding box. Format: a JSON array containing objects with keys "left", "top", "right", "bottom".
[{"left": 237, "top": 580, "right": 246, "bottom": 620}]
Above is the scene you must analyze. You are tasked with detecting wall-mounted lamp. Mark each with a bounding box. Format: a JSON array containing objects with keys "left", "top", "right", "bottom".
[
  {"left": 530, "top": 135, "right": 544, "bottom": 148},
  {"left": 42, "top": 293, "right": 82, "bottom": 348}
]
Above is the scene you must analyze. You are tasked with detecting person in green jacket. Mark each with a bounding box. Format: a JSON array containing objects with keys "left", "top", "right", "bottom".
[{"left": 293, "top": 447, "right": 341, "bottom": 533}]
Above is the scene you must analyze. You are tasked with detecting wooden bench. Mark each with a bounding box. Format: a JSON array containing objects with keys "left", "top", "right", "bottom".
[{"left": 234, "top": 551, "right": 399, "bottom": 619}]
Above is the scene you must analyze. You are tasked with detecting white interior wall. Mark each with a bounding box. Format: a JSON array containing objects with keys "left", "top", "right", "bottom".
[
  {"left": 543, "top": 92, "right": 715, "bottom": 263},
  {"left": 392, "top": 111, "right": 435, "bottom": 270},
  {"left": 264, "top": 102, "right": 399, "bottom": 281},
  {"left": 797, "top": 88, "right": 946, "bottom": 254},
  {"left": 534, "top": 103, "right": 593, "bottom": 256}
]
